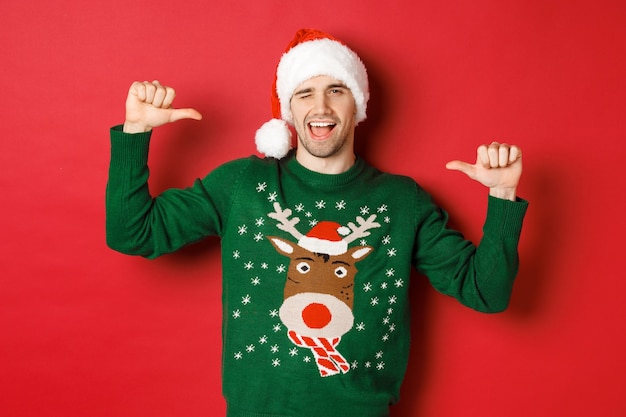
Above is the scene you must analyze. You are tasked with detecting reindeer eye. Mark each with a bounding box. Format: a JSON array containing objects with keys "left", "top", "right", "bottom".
[
  {"left": 334, "top": 266, "right": 348, "bottom": 278},
  {"left": 296, "top": 262, "right": 311, "bottom": 274}
]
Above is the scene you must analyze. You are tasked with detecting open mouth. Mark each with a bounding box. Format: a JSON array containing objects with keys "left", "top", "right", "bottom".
[{"left": 308, "top": 121, "right": 337, "bottom": 140}]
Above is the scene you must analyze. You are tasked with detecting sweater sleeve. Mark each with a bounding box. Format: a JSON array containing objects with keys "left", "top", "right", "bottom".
[
  {"left": 105, "top": 125, "right": 245, "bottom": 259},
  {"left": 412, "top": 186, "right": 528, "bottom": 313}
]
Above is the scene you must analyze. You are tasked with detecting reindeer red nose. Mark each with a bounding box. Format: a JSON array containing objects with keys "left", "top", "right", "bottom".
[{"left": 301, "top": 303, "right": 332, "bottom": 329}]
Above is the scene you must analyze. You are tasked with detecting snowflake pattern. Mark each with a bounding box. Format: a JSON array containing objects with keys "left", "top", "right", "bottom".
[{"left": 227, "top": 180, "right": 407, "bottom": 376}]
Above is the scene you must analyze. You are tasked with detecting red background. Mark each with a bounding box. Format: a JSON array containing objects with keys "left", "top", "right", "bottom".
[{"left": 2, "top": 0, "right": 625, "bottom": 416}]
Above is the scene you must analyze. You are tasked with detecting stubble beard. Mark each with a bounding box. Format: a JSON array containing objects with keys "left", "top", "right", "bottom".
[{"left": 295, "top": 119, "right": 352, "bottom": 159}]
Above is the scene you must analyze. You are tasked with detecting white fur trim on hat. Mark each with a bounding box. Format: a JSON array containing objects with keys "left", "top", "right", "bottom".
[
  {"left": 255, "top": 118, "right": 292, "bottom": 159},
  {"left": 276, "top": 38, "right": 369, "bottom": 125},
  {"left": 297, "top": 236, "right": 348, "bottom": 256}
]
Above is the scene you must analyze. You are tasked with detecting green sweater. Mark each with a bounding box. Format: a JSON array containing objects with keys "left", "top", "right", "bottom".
[{"left": 106, "top": 126, "right": 528, "bottom": 417}]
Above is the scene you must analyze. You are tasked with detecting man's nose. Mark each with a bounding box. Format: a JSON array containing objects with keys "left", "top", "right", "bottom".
[{"left": 312, "top": 93, "right": 331, "bottom": 114}]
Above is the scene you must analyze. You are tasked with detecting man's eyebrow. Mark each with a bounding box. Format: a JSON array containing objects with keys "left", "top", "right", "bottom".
[
  {"left": 293, "top": 83, "right": 348, "bottom": 96},
  {"left": 293, "top": 87, "right": 313, "bottom": 96}
]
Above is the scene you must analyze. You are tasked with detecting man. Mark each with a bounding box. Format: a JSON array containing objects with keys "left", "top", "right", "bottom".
[{"left": 107, "top": 29, "right": 527, "bottom": 417}]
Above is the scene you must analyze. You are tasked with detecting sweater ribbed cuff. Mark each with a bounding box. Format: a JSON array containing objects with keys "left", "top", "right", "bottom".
[
  {"left": 483, "top": 195, "right": 529, "bottom": 239},
  {"left": 109, "top": 125, "right": 152, "bottom": 168}
]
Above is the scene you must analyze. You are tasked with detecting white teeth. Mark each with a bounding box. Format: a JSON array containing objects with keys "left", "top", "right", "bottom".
[{"left": 309, "top": 122, "right": 335, "bottom": 127}]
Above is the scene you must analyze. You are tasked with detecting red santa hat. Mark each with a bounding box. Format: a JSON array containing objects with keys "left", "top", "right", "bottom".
[
  {"left": 255, "top": 28, "right": 370, "bottom": 159},
  {"left": 297, "top": 221, "right": 351, "bottom": 256}
]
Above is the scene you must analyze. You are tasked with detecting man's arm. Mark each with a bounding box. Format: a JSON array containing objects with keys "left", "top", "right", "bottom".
[
  {"left": 106, "top": 81, "right": 207, "bottom": 258},
  {"left": 445, "top": 142, "right": 523, "bottom": 201}
]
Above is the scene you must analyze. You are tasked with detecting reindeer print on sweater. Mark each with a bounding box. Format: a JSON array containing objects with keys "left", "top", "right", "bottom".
[
  {"left": 226, "top": 180, "right": 408, "bottom": 379},
  {"left": 267, "top": 202, "right": 378, "bottom": 376}
]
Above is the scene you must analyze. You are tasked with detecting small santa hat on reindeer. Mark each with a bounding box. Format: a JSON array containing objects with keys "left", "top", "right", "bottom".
[
  {"left": 255, "top": 28, "right": 370, "bottom": 159},
  {"left": 297, "top": 221, "right": 351, "bottom": 256}
]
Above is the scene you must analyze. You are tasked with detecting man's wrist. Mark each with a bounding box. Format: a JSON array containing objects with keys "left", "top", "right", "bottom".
[
  {"left": 123, "top": 121, "right": 152, "bottom": 134},
  {"left": 489, "top": 187, "right": 517, "bottom": 201}
]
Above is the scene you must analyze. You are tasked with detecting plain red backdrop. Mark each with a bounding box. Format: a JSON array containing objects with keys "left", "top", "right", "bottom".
[{"left": 2, "top": 0, "right": 625, "bottom": 416}]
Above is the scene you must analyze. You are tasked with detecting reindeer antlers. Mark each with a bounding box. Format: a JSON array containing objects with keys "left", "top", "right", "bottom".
[
  {"left": 343, "top": 215, "right": 381, "bottom": 244},
  {"left": 268, "top": 202, "right": 304, "bottom": 240},
  {"left": 268, "top": 202, "right": 381, "bottom": 244}
]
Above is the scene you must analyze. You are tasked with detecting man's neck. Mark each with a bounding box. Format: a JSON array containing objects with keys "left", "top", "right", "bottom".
[{"left": 295, "top": 148, "right": 356, "bottom": 174}]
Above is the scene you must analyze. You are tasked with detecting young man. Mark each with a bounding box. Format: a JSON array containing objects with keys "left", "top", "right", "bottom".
[{"left": 107, "top": 29, "right": 527, "bottom": 417}]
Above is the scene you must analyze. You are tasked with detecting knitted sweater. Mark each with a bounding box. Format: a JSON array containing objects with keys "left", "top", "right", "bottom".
[{"left": 106, "top": 126, "right": 528, "bottom": 417}]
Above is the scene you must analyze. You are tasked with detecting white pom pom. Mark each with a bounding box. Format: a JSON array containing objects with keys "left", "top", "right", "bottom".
[
  {"left": 255, "top": 119, "right": 292, "bottom": 159},
  {"left": 337, "top": 226, "right": 351, "bottom": 236}
]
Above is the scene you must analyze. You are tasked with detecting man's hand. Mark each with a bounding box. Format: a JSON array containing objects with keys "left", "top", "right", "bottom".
[
  {"left": 123, "top": 80, "right": 202, "bottom": 133},
  {"left": 445, "top": 142, "right": 522, "bottom": 201}
]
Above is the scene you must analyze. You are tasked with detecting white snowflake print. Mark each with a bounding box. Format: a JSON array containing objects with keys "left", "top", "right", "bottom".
[
  {"left": 255, "top": 217, "right": 265, "bottom": 227},
  {"left": 253, "top": 233, "right": 264, "bottom": 242},
  {"left": 256, "top": 182, "right": 267, "bottom": 192},
  {"left": 359, "top": 239, "right": 368, "bottom": 246},
  {"left": 382, "top": 317, "right": 390, "bottom": 325},
  {"left": 303, "top": 356, "right": 311, "bottom": 363},
  {"left": 244, "top": 261, "right": 254, "bottom": 270},
  {"left": 359, "top": 206, "right": 370, "bottom": 215},
  {"left": 251, "top": 277, "right": 260, "bottom": 286},
  {"left": 335, "top": 200, "right": 346, "bottom": 210},
  {"left": 238, "top": 225, "right": 248, "bottom": 235},
  {"left": 370, "top": 297, "right": 379, "bottom": 306},
  {"left": 387, "top": 308, "right": 394, "bottom": 315},
  {"left": 309, "top": 219, "right": 318, "bottom": 227},
  {"left": 351, "top": 360, "right": 358, "bottom": 369},
  {"left": 295, "top": 203, "right": 305, "bottom": 212},
  {"left": 289, "top": 348, "right": 299, "bottom": 357},
  {"left": 234, "top": 352, "right": 243, "bottom": 360},
  {"left": 246, "top": 344, "right": 255, "bottom": 353},
  {"left": 272, "top": 324, "right": 282, "bottom": 333},
  {"left": 305, "top": 211, "right": 312, "bottom": 218},
  {"left": 385, "top": 268, "right": 395, "bottom": 277},
  {"left": 394, "top": 279, "right": 404, "bottom": 288},
  {"left": 315, "top": 200, "right": 326, "bottom": 209},
  {"left": 387, "top": 248, "right": 397, "bottom": 257},
  {"left": 381, "top": 282, "right": 388, "bottom": 290},
  {"left": 232, "top": 309, "right": 241, "bottom": 319},
  {"left": 388, "top": 295, "right": 398, "bottom": 305},
  {"left": 363, "top": 282, "right": 373, "bottom": 292},
  {"left": 270, "top": 344, "right": 280, "bottom": 353},
  {"left": 377, "top": 204, "right": 388, "bottom": 213},
  {"left": 389, "top": 324, "right": 396, "bottom": 332},
  {"left": 382, "top": 235, "right": 391, "bottom": 245},
  {"left": 241, "top": 294, "right": 251, "bottom": 305},
  {"left": 356, "top": 322, "right": 365, "bottom": 331},
  {"left": 384, "top": 216, "right": 391, "bottom": 223},
  {"left": 259, "top": 335, "right": 268, "bottom": 344},
  {"left": 377, "top": 362, "right": 385, "bottom": 370},
  {"left": 382, "top": 334, "right": 390, "bottom": 342},
  {"left": 276, "top": 264, "right": 286, "bottom": 273},
  {"left": 272, "top": 358, "right": 281, "bottom": 367},
  {"left": 233, "top": 250, "right": 240, "bottom": 259},
  {"left": 269, "top": 309, "right": 279, "bottom": 318},
  {"left": 365, "top": 362, "right": 372, "bottom": 368},
  {"left": 268, "top": 192, "right": 278, "bottom": 202},
  {"left": 261, "top": 263, "right": 268, "bottom": 269}
]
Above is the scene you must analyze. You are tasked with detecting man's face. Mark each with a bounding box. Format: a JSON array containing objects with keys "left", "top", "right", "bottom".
[{"left": 290, "top": 75, "right": 357, "bottom": 159}]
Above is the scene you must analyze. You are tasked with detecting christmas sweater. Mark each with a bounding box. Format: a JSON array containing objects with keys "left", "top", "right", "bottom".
[{"left": 106, "top": 126, "right": 528, "bottom": 417}]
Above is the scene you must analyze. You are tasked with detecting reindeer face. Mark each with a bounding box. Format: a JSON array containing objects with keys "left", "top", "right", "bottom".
[{"left": 269, "top": 236, "right": 372, "bottom": 338}]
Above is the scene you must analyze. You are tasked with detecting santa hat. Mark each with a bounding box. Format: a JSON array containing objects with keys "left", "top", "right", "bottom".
[
  {"left": 298, "top": 221, "right": 351, "bottom": 256},
  {"left": 255, "top": 28, "right": 370, "bottom": 159}
]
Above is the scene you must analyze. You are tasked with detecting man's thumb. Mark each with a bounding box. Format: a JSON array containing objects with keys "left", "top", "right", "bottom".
[
  {"left": 446, "top": 160, "right": 474, "bottom": 176},
  {"left": 169, "top": 108, "right": 203, "bottom": 123}
]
